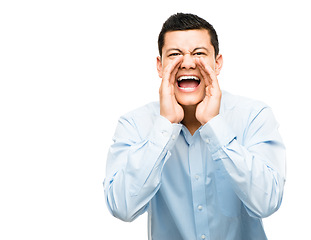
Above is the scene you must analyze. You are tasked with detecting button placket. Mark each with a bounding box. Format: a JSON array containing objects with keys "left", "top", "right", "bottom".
[{"left": 188, "top": 140, "right": 210, "bottom": 240}]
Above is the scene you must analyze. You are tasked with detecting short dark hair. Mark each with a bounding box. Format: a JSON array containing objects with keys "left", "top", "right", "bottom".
[{"left": 158, "top": 13, "right": 219, "bottom": 58}]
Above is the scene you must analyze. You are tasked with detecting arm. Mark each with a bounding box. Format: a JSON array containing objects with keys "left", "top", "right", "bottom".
[
  {"left": 104, "top": 115, "right": 182, "bottom": 222},
  {"left": 195, "top": 57, "right": 285, "bottom": 218},
  {"left": 104, "top": 56, "right": 184, "bottom": 222},
  {"left": 200, "top": 107, "right": 286, "bottom": 218}
]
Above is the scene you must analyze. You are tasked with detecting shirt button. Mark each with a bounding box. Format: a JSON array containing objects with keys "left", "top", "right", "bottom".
[
  {"left": 198, "top": 205, "right": 203, "bottom": 211},
  {"left": 195, "top": 175, "right": 200, "bottom": 180},
  {"left": 201, "top": 234, "right": 206, "bottom": 239},
  {"left": 162, "top": 131, "right": 169, "bottom": 137},
  {"left": 171, "top": 134, "right": 176, "bottom": 140},
  {"left": 205, "top": 139, "right": 210, "bottom": 144}
]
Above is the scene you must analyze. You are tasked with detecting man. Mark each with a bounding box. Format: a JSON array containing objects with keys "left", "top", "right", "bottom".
[{"left": 104, "top": 13, "right": 286, "bottom": 240}]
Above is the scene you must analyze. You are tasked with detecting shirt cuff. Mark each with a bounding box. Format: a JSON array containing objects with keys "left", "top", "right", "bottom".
[
  {"left": 149, "top": 115, "right": 182, "bottom": 151},
  {"left": 199, "top": 114, "right": 236, "bottom": 157}
]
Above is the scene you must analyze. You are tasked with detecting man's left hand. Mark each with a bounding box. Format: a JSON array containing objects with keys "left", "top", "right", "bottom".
[{"left": 195, "top": 57, "right": 222, "bottom": 125}]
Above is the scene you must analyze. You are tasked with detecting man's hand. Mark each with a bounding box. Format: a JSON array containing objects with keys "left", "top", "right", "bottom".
[
  {"left": 159, "top": 56, "right": 184, "bottom": 123},
  {"left": 195, "top": 57, "right": 222, "bottom": 125}
]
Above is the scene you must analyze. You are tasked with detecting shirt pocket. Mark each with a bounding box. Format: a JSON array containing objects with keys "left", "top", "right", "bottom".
[{"left": 215, "top": 172, "right": 241, "bottom": 217}]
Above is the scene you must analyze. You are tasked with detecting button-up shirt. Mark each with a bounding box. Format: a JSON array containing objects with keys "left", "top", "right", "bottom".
[{"left": 104, "top": 91, "right": 286, "bottom": 240}]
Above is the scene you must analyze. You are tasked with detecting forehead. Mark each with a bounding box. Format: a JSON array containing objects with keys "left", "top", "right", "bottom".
[{"left": 163, "top": 29, "right": 212, "bottom": 51}]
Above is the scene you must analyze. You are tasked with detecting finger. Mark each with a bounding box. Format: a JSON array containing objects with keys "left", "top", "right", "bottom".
[
  {"left": 169, "top": 58, "right": 183, "bottom": 84},
  {"left": 195, "top": 58, "right": 213, "bottom": 86},
  {"left": 195, "top": 59, "right": 221, "bottom": 99},
  {"left": 162, "top": 56, "right": 183, "bottom": 84},
  {"left": 196, "top": 58, "right": 219, "bottom": 87},
  {"left": 197, "top": 58, "right": 216, "bottom": 78}
]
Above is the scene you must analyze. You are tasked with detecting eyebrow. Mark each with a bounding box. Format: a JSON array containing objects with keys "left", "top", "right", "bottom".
[
  {"left": 166, "top": 48, "right": 183, "bottom": 53},
  {"left": 193, "top": 47, "right": 209, "bottom": 52}
]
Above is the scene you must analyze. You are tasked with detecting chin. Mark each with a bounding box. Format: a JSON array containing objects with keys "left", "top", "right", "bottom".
[{"left": 176, "top": 95, "right": 204, "bottom": 107}]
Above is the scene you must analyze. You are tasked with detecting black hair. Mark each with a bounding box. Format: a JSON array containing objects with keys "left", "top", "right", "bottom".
[{"left": 158, "top": 13, "right": 219, "bottom": 58}]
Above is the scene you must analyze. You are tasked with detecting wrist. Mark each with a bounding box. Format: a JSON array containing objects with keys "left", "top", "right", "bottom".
[
  {"left": 160, "top": 113, "right": 179, "bottom": 124},
  {"left": 198, "top": 113, "right": 219, "bottom": 126}
]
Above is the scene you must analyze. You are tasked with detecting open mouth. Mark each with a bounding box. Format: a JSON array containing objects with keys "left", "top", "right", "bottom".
[{"left": 177, "top": 76, "right": 201, "bottom": 92}]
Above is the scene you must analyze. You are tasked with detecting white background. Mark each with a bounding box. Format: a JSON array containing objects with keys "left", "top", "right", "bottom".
[{"left": 1, "top": 0, "right": 310, "bottom": 239}]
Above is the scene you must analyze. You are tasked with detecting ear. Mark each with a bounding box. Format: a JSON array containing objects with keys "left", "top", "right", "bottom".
[
  {"left": 156, "top": 56, "right": 163, "bottom": 78},
  {"left": 215, "top": 54, "right": 223, "bottom": 76}
]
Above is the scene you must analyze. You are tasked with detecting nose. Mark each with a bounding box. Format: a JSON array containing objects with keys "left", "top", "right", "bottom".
[{"left": 180, "top": 54, "right": 196, "bottom": 69}]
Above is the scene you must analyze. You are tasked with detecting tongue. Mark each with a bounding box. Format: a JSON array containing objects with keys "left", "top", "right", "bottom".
[{"left": 179, "top": 79, "right": 199, "bottom": 88}]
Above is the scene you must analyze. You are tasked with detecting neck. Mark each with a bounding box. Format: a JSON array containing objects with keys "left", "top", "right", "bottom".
[{"left": 181, "top": 105, "right": 202, "bottom": 135}]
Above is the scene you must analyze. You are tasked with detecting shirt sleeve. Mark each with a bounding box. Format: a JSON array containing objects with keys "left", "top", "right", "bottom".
[
  {"left": 104, "top": 115, "right": 182, "bottom": 222},
  {"left": 199, "top": 107, "right": 286, "bottom": 218}
]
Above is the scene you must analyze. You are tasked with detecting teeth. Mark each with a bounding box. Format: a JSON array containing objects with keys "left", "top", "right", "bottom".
[
  {"left": 177, "top": 76, "right": 200, "bottom": 81},
  {"left": 179, "top": 87, "right": 196, "bottom": 90}
]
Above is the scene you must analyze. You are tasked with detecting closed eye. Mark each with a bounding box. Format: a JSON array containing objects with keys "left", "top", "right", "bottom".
[
  {"left": 168, "top": 53, "right": 181, "bottom": 57},
  {"left": 194, "top": 52, "right": 206, "bottom": 56}
]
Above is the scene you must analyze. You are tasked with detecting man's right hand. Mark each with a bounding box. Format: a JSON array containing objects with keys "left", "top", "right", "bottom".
[{"left": 158, "top": 56, "right": 184, "bottom": 124}]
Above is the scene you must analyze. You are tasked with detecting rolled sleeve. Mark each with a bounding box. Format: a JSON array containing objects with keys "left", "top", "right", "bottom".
[
  {"left": 199, "top": 115, "right": 236, "bottom": 158},
  {"left": 149, "top": 115, "right": 182, "bottom": 151}
]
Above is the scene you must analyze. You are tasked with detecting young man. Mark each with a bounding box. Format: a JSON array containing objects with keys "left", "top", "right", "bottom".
[{"left": 104, "top": 13, "right": 286, "bottom": 240}]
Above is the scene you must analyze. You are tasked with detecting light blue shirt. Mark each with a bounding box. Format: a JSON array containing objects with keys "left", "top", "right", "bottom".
[{"left": 104, "top": 91, "right": 286, "bottom": 240}]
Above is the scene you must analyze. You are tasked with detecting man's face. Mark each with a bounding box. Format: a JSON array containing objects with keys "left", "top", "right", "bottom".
[{"left": 157, "top": 29, "right": 223, "bottom": 106}]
